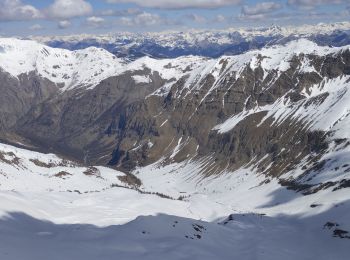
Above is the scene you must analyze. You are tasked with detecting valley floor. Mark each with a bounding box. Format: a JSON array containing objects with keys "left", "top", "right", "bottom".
[{"left": 0, "top": 143, "right": 349, "bottom": 259}]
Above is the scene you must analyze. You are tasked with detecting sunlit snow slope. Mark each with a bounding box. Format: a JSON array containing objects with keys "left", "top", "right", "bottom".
[{"left": 0, "top": 38, "right": 207, "bottom": 91}]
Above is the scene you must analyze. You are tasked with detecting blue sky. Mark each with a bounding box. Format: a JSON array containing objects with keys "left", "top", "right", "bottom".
[{"left": 0, "top": 0, "right": 349, "bottom": 36}]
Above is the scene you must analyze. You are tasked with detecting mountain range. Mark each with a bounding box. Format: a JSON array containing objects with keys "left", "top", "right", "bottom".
[{"left": 29, "top": 22, "right": 350, "bottom": 59}]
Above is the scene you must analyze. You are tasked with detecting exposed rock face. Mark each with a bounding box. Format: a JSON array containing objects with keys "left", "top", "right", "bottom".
[
  {"left": 101, "top": 47, "right": 350, "bottom": 178},
  {"left": 0, "top": 71, "right": 58, "bottom": 131},
  {"left": 15, "top": 70, "right": 167, "bottom": 162},
  {"left": 1, "top": 40, "right": 349, "bottom": 189}
]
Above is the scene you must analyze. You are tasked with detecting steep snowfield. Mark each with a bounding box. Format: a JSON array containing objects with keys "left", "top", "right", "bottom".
[
  {"left": 213, "top": 66, "right": 350, "bottom": 140},
  {"left": 0, "top": 38, "right": 125, "bottom": 91},
  {"left": 0, "top": 142, "right": 349, "bottom": 259},
  {"left": 134, "top": 156, "right": 350, "bottom": 219}
]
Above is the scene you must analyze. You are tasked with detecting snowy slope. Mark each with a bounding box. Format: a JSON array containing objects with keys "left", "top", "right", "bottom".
[
  {"left": 0, "top": 143, "right": 199, "bottom": 223},
  {"left": 0, "top": 38, "right": 126, "bottom": 91},
  {"left": 1, "top": 210, "right": 349, "bottom": 260},
  {"left": 0, "top": 37, "right": 348, "bottom": 94},
  {"left": 208, "top": 40, "right": 350, "bottom": 143},
  {"left": 0, "top": 37, "right": 208, "bottom": 91},
  {"left": 0, "top": 141, "right": 349, "bottom": 259},
  {"left": 151, "top": 39, "right": 349, "bottom": 99}
]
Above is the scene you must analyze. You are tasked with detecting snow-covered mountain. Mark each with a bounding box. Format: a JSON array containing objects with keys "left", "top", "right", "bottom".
[
  {"left": 1, "top": 37, "right": 350, "bottom": 171},
  {"left": 30, "top": 21, "right": 350, "bottom": 59},
  {"left": 0, "top": 38, "right": 125, "bottom": 91},
  {"left": 0, "top": 36, "right": 350, "bottom": 259},
  {"left": 0, "top": 37, "right": 208, "bottom": 91}
]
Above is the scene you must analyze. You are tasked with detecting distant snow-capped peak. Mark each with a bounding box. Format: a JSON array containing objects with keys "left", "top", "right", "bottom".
[
  {"left": 0, "top": 38, "right": 126, "bottom": 91},
  {"left": 0, "top": 37, "right": 208, "bottom": 91},
  {"left": 30, "top": 21, "right": 350, "bottom": 47},
  {"left": 0, "top": 37, "right": 348, "bottom": 93}
]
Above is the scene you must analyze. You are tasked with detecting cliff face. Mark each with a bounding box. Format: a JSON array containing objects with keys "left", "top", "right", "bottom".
[{"left": 0, "top": 71, "right": 58, "bottom": 132}]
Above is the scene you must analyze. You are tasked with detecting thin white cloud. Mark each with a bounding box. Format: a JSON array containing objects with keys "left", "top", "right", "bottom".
[
  {"left": 239, "top": 1, "right": 282, "bottom": 21},
  {"left": 214, "top": 14, "right": 226, "bottom": 23},
  {"left": 86, "top": 16, "right": 105, "bottom": 27},
  {"left": 185, "top": 14, "right": 207, "bottom": 23},
  {"left": 46, "top": 0, "right": 93, "bottom": 19},
  {"left": 99, "top": 8, "right": 142, "bottom": 16},
  {"left": 242, "top": 2, "right": 282, "bottom": 16},
  {"left": 119, "top": 12, "right": 167, "bottom": 26},
  {"left": 106, "top": 0, "right": 241, "bottom": 9},
  {"left": 288, "top": 0, "right": 344, "bottom": 7},
  {"left": 58, "top": 20, "right": 72, "bottom": 29},
  {"left": 0, "top": 0, "right": 42, "bottom": 21},
  {"left": 29, "top": 24, "right": 44, "bottom": 31}
]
